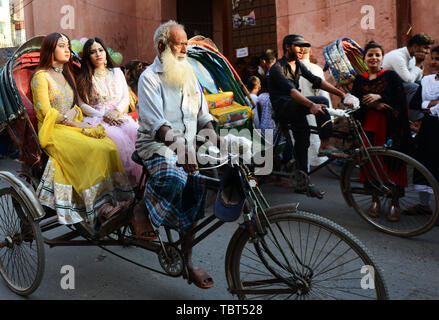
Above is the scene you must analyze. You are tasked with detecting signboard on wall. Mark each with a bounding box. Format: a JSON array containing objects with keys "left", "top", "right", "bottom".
[{"left": 236, "top": 47, "right": 249, "bottom": 58}]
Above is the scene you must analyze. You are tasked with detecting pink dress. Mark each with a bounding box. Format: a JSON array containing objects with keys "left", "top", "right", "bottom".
[{"left": 81, "top": 68, "right": 142, "bottom": 186}]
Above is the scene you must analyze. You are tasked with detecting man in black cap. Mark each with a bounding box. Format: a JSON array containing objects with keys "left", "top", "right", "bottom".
[{"left": 267, "top": 34, "right": 354, "bottom": 198}]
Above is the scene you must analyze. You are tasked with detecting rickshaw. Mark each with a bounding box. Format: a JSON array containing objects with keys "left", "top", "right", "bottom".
[{"left": 0, "top": 36, "right": 388, "bottom": 299}]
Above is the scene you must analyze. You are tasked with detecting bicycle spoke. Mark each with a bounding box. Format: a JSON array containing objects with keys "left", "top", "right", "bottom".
[
  {"left": 242, "top": 278, "right": 286, "bottom": 287},
  {"left": 309, "top": 232, "right": 334, "bottom": 270},
  {"left": 312, "top": 267, "right": 362, "bottom": 284},
  {"left": 313, "top": 249, "right": 361, "bottom": 278},
  {"left": 314, "top": 285, "right": 376, "bottom": 299}
]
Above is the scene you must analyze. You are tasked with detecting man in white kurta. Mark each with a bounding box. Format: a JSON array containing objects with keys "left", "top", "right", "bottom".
[
  {"left": 134, "top": 21, "right": 219, "bottom": 289},
  {"left": 299, "top": 47, "right": 333, "bottom": 166}
]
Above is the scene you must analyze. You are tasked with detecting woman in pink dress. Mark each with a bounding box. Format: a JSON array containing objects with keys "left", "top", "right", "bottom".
[{"left": 77, "top": 38, "right": 142, "bottom": 185}]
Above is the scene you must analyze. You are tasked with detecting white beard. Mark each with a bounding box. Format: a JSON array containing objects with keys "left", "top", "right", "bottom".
[{"left": 161, "top": 46, "right": 196, "bottom": 89}]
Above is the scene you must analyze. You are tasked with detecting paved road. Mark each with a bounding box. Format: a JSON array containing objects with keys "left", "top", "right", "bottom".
[{"left": 0, "top": 157, "right": 438, "bottom": 300}]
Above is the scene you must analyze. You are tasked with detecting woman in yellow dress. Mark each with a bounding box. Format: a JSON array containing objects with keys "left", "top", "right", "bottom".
[{"left": 30, "top": 32, "right": 133, "bottom": 230}]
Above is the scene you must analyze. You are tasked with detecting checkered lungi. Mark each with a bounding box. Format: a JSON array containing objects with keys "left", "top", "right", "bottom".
[{"left": 142, "top": 154, "right": 206, "bottom": 233}]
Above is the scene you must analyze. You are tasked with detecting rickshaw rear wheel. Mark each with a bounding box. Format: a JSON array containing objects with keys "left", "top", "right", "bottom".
[{"left": 0, "top": 187, "right": 45, "bottom": 296}]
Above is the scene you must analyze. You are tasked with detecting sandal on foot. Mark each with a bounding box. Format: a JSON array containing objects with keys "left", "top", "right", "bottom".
[
  {"left": 183, "top": 268, "right": 214, "bottom": 289},
  {"left": 97, "top": 203, "right": 120, "bottom": 224},
  {"left": 296, "top": 184, "right": 325, "bottom": 199},
  {"left": 318, "top": 150, "right": 348, "bottom": 159},
  {"left": 131, "top": 205, "right": 158, "bottom": 241},
  {"left": 98, "top": 200, "right": 133, "bottom": 224}
]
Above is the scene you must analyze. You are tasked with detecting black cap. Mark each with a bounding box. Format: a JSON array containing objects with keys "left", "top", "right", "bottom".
[{"left": 283, "top": 34, "right": 311, "bottom": 48}]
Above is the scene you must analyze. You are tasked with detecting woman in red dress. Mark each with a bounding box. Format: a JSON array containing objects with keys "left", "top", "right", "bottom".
[{"left": 351, "top": 41, "right": 412, "bottom": 222}]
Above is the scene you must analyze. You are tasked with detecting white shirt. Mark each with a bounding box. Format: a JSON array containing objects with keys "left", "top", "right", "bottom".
[
  {"left": 382, "top": 47, "right": 423, "bottom": 83},
  {"left": 249, "top": 93, "right": 258, "bottom": 106},
  {"left": 299, "top": 59, "right": 333, "bottom": 108},
  {"left": 298, "top": 59, "right": 332, "bottom": 166},
  {"left": 421, "top": 74, "right": 439, "bottom": 116},
  {"left": 136, "top": 56, "right": 214, "bottom": 160}
]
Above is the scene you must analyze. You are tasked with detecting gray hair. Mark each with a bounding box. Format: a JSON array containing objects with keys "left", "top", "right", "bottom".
[{"left": 153, "top": 20, "right": 185, "bottom": 54}]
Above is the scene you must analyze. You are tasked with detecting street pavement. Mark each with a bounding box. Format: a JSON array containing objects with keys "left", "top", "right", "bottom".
[{"left": 0, "top": 157, "right": 438, "bottom": 300}]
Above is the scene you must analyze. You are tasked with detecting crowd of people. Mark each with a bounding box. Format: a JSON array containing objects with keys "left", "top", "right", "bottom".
[{"left": 27, "top": 21, "right": 437, "bottom": 290}]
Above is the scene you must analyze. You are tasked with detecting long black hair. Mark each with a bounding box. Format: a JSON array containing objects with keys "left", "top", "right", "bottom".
[
  {"left": 36, "top": 32, "right": 79, "bottom": 107},
  {"left": 77, "top": 37, "right": 114, "bottom": 104}
]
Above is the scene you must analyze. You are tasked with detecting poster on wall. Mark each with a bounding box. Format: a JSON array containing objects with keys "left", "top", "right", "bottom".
[
  {"left": 232, "top": 0, "right": 240, "bottom": 10},
  {"left": 243, "top": 10, "right": 256, "bottom": 26},
  {"left": 233, "top": 14, "right": 242, "bottom": 28}
]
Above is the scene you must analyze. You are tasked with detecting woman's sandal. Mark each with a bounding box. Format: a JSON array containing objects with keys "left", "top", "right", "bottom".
[
  {"left": 97, "top": 204, "right": 120, "bottom": 224},
  {"left": 131, "top": 205, "right": 158, "bottom": 241},
  {"left": 183, "top": 268, "right": 215, "bottom": 290},
  {"left": 97, "top": 200, "right": 133, "bottom": 224},
  {"left": 295, "top": 184, "right": 325, "bottom": 199}
]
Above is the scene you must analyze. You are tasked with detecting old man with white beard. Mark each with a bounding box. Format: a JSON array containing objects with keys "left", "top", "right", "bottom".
[{"left": 133, "top": 20, "right": 221, "bottom": 289}]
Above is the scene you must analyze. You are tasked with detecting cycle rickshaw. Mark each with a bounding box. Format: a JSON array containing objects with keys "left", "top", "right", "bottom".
[{"left": 0, "top": 36, "right": 388, "bottom": 299}]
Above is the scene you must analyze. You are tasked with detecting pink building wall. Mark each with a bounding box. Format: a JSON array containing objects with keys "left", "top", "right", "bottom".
[
  {"left": 410, "top": 0, "right": 439, "bottom": 75},
  {"left": 24, "top": 0, "right": 171, "bottom": 65},
  {"left": 275, "top": 0, "right": 398, "bottom": 72},
  {"left": 23, "top": 0, "right": 227, "bottom": 66},
  {"left": 23, "top": 0, "right": 439, "bottom": 75},
  {"left": 275, "top": 0, "right": 439, "bottom": 78}
]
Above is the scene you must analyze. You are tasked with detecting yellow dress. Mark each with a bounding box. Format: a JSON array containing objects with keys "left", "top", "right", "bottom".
[{"left": 31, "top": 70, "right": 133, "bottom": 225}]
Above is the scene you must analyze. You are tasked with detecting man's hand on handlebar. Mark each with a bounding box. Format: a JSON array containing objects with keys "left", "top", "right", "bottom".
[{"left": 310, "top": 103, "right": 326, "bottom": 115}]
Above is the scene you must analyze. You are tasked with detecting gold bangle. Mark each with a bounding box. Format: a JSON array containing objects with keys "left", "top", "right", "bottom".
[{"left": 57, "top": 114, "right": 67, "bottom": 123}]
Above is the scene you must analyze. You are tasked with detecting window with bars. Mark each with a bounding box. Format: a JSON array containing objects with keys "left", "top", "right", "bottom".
[{"left": 230, "top": 0, "right": 277, "bottom": 64}]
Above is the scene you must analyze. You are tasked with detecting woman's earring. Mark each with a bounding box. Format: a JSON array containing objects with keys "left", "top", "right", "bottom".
[{"left": 104, "top": 60, "right": 107, "bottom": 67}]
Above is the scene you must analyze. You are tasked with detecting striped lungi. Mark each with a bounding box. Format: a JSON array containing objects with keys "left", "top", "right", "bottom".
[{"left": 142, "top": 154, "right": 206, "bottom": 233}]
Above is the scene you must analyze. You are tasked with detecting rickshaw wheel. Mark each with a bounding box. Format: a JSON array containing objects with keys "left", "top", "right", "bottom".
[{"left": 0, "top": 187, "right": 45, "bottom": 296}]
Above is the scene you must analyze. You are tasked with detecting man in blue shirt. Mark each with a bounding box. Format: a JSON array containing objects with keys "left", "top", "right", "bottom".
[{"left": 267, "top": 34, "right": 353, "bottom": 197}]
